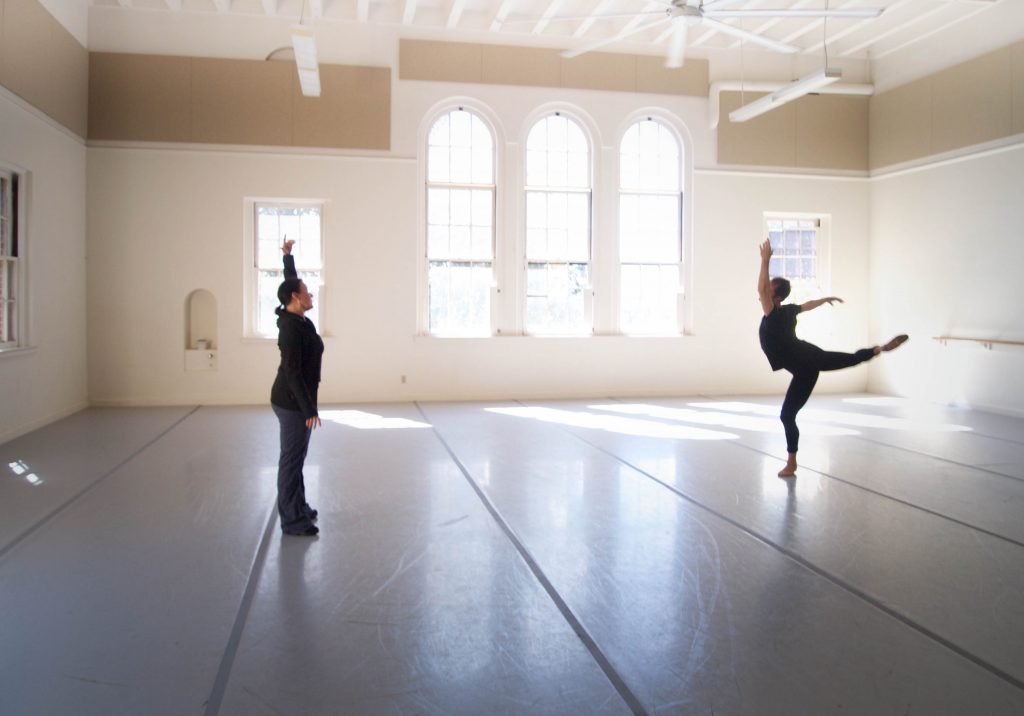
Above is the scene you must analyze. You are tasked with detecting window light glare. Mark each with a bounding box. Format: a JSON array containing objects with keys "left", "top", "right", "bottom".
[
  {"left": 9, "top": 460, "right": 27, "bottom": 475},
  {"left": 25, "top": 473, "right": 41, "bottom": 486}
]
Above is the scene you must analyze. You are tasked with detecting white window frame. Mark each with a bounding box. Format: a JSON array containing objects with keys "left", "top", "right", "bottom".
[
  {"left": 419, "top": 103, "right": 499, "bottom": 338},
  {"left": 243, "top": 199, "right": 326, "bottom": 340},
  {"left": 0, "top": 164, "right": 28, "bottom": 353},
  {"left": 616, "top": 117, "right": 685, "bottom": 336},
  {"left": 523, "top": 111, "right": 594, "bottom": 336}
]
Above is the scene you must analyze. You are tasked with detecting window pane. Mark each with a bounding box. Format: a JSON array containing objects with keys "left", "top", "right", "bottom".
[
  {"left": 429, "top": 261, "right": 491, "bottom": 336},
  {"left": 427, "top": 225, "right": 450, "bottom": 260},
  {"left": 427, "top": 146, "right": 450, "bottom": 183},
  {"left": 620, "top": 119, "right": 680, "bottom": 192},
  {"left": 526, "top": 262, "right": 589, "bottom": 335},
  {"left": 619, "top": 193, "right": 680, "bottom": 263},
  {"left": 621, "top": 264, "right": 678, "bottom": 334},
  {"left": 427, "top": 188, "right": 450, "bottom": 227}
]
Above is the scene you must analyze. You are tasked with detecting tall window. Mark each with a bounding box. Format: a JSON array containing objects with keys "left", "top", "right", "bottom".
[
  {"left": 525, "top": 114, "right": 591, "bottom": 335},
  {"left": 426, "top": 108, "right": 495, "bottom": 336},
  {"left": 0, "top": 170, "right": 19, "bottom": 349},
  {"left": 619, "top": 119, "right": 682, "bottom": 335},
  {"left": 254, "top": 203, "right": 323, "bottom": 336},
  {"left": 766, "top": 215, "right": 829, "bottom": 337}
]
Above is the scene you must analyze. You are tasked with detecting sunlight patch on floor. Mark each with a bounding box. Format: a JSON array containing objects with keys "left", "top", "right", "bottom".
[
  {"left": 486, "top": 406, "right": 739, "bottom": 441},
  {"left": 319, "top": 410, "right": 432, "bottom": 430}
]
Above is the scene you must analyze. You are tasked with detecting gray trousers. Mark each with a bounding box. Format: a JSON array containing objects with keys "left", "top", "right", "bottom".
[{"left": 272, "top": 404, "right": 316, "bottom": 533}]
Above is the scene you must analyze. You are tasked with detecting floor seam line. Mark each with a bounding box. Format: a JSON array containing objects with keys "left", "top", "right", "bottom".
[
  {"left": 850, "top": 434, "right": 1024, "bottom": 484},
  {"left": 0, "top": 405, "right": 202, "bottom": 564},
  {"left": 730, "top": 441, "right": 1024, "bottom": 550},
  {"left": 602, "top": 397, "right": 1024, "bottom": 547},
  {"left": 415, "top": 402, "right": 649, "bottom": 716},
  {"left": 562, "top": 428, "right": 1024, "bottom": 694},
  {"left": 204, "top": 500, "right": 279, "bottom": 716}
]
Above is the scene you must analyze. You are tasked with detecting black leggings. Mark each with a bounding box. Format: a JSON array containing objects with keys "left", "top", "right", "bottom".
[{"left": 780, "top": 345, "right": 876, "bottom": 453}]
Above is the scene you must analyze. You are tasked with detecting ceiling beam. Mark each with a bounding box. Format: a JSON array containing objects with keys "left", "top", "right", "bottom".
[
  {"left": 163, "top": 0, "right": 182, "bottom": 10},
  {"left": 117, "top": 0, "right": 133, "bottom": 7},
  {"left": 532, "top": 0, "right": 566, "bottom": 35},
  {"left": 261, "top": 0, "right": 276, "bottom": 16},
  {"left": 490, "top": 0, "right": 518, "bottom": 32},
  {"left": 403, "top": 0, "right": 419, "bottom": 25},
  {"left": 213, "top": 0, "right": 231, "bottom": 13},
  {"left": 840, "top": 2, "right": 944, "bottom": 57},
  {"left": 310, "top": 0, "right": 323, "bottom": 19},
  {"left": 573, "top": 0, "right": 614, "bottom": 39},
  {"left": 871, "top": 1, "right": 994, "bottom": 59},
  {"left": 447, "top": 0, "right": 467, "bottom": 29},
  {"left": 357, "top": 0, "right": 370, "bottom": 23},
  {"left": 802, "top": 0, "right": 911, "bottom": 54}
]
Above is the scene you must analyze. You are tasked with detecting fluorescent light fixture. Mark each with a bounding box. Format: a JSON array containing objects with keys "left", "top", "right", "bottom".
[
  {"left": 729, "top": 67, "right": 842, "bottom": 123},
  {"left": 291, "top": 25, "right": 321, "bottom": 97}
]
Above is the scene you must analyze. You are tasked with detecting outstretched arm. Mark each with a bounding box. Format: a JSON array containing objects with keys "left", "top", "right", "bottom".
[
  {"left": 282, "top": 238, "right": 297, "bottom": 279},
  {"left": 758, "top": 239, "right": 775, "bottom": 316},
  {"left": 800, "top": 296, "right": 844, "bottom": 312}
]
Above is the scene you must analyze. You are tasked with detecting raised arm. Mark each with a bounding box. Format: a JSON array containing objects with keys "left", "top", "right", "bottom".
[
  {"left": 799, "top": 296, "right": 844, "bottom": 312},
  {"left": 758, "top": 239, "right": 775, "bottom": 316},
  {"left": 282, "top": 238, "right": 297, "bottom": 279}
]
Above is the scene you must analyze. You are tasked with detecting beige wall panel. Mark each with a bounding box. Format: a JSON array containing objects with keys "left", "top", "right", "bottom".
[
  {"left": 292, "top": 64, "right": 390, "bottom": 150},
  {"left": 481, "top": 45, "right": 561, "bottom": 88},
  {"left": 717, "top": 91, "right": 797, "bottom": 167},
  {"left": 931, "top": 48, "right": 1013, "bottom": 155},
  {"left": 48, "top": 17, "right": 88, "bottom": 137},
  {"left": 190, "top": 58, "right": 293, "bottom": 146},
  {"left": 635, "top": 56, "right": 709, "bottom": 97},
  {"left": 1011, "top": 40, "right": 1024, "bottom": 135},
  {"left": 399, "top": 39, "right": 482, "bottom": 83},
  {"left": 562, "top": 52, "right": 636, "bottom": 93},
  {"left": 89, "top": 53, "right": 191, "bottom": 142},
  {"left": 0, "top": 0, "right": 55, "bottom": 118},
  {"left": 869, "top": 78, "right": 932, "bottom": 170},
  {"left": 795, "top": 95, "right": 868, "bottom": 171}
]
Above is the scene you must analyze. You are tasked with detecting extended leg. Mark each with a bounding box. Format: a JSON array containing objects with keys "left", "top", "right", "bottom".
[{"left": 779, "top": 369, "right": 819, "bottom": 476}]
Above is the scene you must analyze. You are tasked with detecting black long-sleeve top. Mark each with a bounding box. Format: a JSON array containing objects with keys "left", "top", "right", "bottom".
[{"left": 270, "top": 254, "right": 324, "bottom": 418}]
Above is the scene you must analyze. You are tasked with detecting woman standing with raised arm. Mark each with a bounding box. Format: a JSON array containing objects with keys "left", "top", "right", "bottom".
[
  {"left": 271, "top": 239, "right": 323, "bottom": 536},
  {"left": 758, "top": 239, "right": 907, "bottom": 477}
]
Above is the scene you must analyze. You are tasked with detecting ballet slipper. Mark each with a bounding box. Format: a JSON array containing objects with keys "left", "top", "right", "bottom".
[{"left": 882, "top": 334, "right": 909, "bottom": 352}]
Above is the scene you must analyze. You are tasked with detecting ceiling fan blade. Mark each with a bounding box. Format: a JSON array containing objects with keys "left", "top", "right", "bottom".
[
  {"left": 502, "top": 11, "right": 666, "bottom": 25},
  {"left": 700, "top": 16, "right": 799, "bottom": 54},
  {"left": 706, "top": 9, "right": 885, "bottom": 20},
  {"left": 666, "top": 18, "right": 688, "bottom": 69},
  {"left": 561, "top": 16, "right": 671, "bottom": 60}
]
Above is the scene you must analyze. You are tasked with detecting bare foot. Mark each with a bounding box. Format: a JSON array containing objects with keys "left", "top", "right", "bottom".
[
  {"left": 882, "top": 334, "right": 909, "bottom": 352},
  {"left": 778, "top": 461, "right": 797, "bottom": 478}
]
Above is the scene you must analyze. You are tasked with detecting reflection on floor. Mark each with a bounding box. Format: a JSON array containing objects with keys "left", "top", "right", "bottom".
[{"left": 1, "top": 395, "right": 1023, "bottom": 715}]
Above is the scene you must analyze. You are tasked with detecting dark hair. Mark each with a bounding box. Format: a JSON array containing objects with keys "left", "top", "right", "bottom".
[
  {"left": 771, "top": 277, "right": 791, "bottom": 301},
  {"left": 276, "top": 277, "right": 303, "bottom": 312}
]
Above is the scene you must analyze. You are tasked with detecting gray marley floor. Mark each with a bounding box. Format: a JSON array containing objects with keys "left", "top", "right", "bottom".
[{"left": 1, "top": 395, "right": 1023, "bottom": 715}]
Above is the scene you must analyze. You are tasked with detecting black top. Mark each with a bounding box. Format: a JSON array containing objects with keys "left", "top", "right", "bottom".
[
  {"left": 759, "top": 303, "right": 803, "bottom": 371},
  {"left": 270, "top": 254, "right": 324, "bottom": 418}
]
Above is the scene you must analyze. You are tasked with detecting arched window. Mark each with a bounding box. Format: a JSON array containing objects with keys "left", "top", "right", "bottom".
[
  {"left": 426, "top": 108, "right": 495, "bottom": 336},
  {"left": 619, "top": 119, "right": 682, "bottom": 334},
  {"left": 525, "top": 113, "right": 592, "bottom": 335}
]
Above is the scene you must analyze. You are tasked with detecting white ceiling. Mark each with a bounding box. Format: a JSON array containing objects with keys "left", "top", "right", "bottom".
[{"left": 85, "top": 0, "right": 1024, "bottom": 90}]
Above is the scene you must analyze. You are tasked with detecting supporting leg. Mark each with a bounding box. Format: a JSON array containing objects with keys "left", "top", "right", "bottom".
[
  {"left": 779, "top": 369, "right": 819, "bottom": 477},
  {"left": 273, "top": 405, "right": 317, "bottom": 535}
]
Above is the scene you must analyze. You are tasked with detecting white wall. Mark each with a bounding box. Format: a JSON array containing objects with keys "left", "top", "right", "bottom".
[
  {"left": 86, "top": 79, "right": 872, "bottom": 406},
  {"left": 867, "top": 144, "right": 1024, "bottom": 417},
  {"left": 0, "top": 90, "right": 88, "bottom": 442}
]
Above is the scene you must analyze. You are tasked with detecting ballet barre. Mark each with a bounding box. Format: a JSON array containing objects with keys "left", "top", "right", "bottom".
[{"left": 932, "top": 336, "right": 1024, "bottom": 350}]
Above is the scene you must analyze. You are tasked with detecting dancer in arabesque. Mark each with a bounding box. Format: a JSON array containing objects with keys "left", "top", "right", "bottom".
[{"left": 757, "top": 239, "right": 907, "bottom": 477}]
